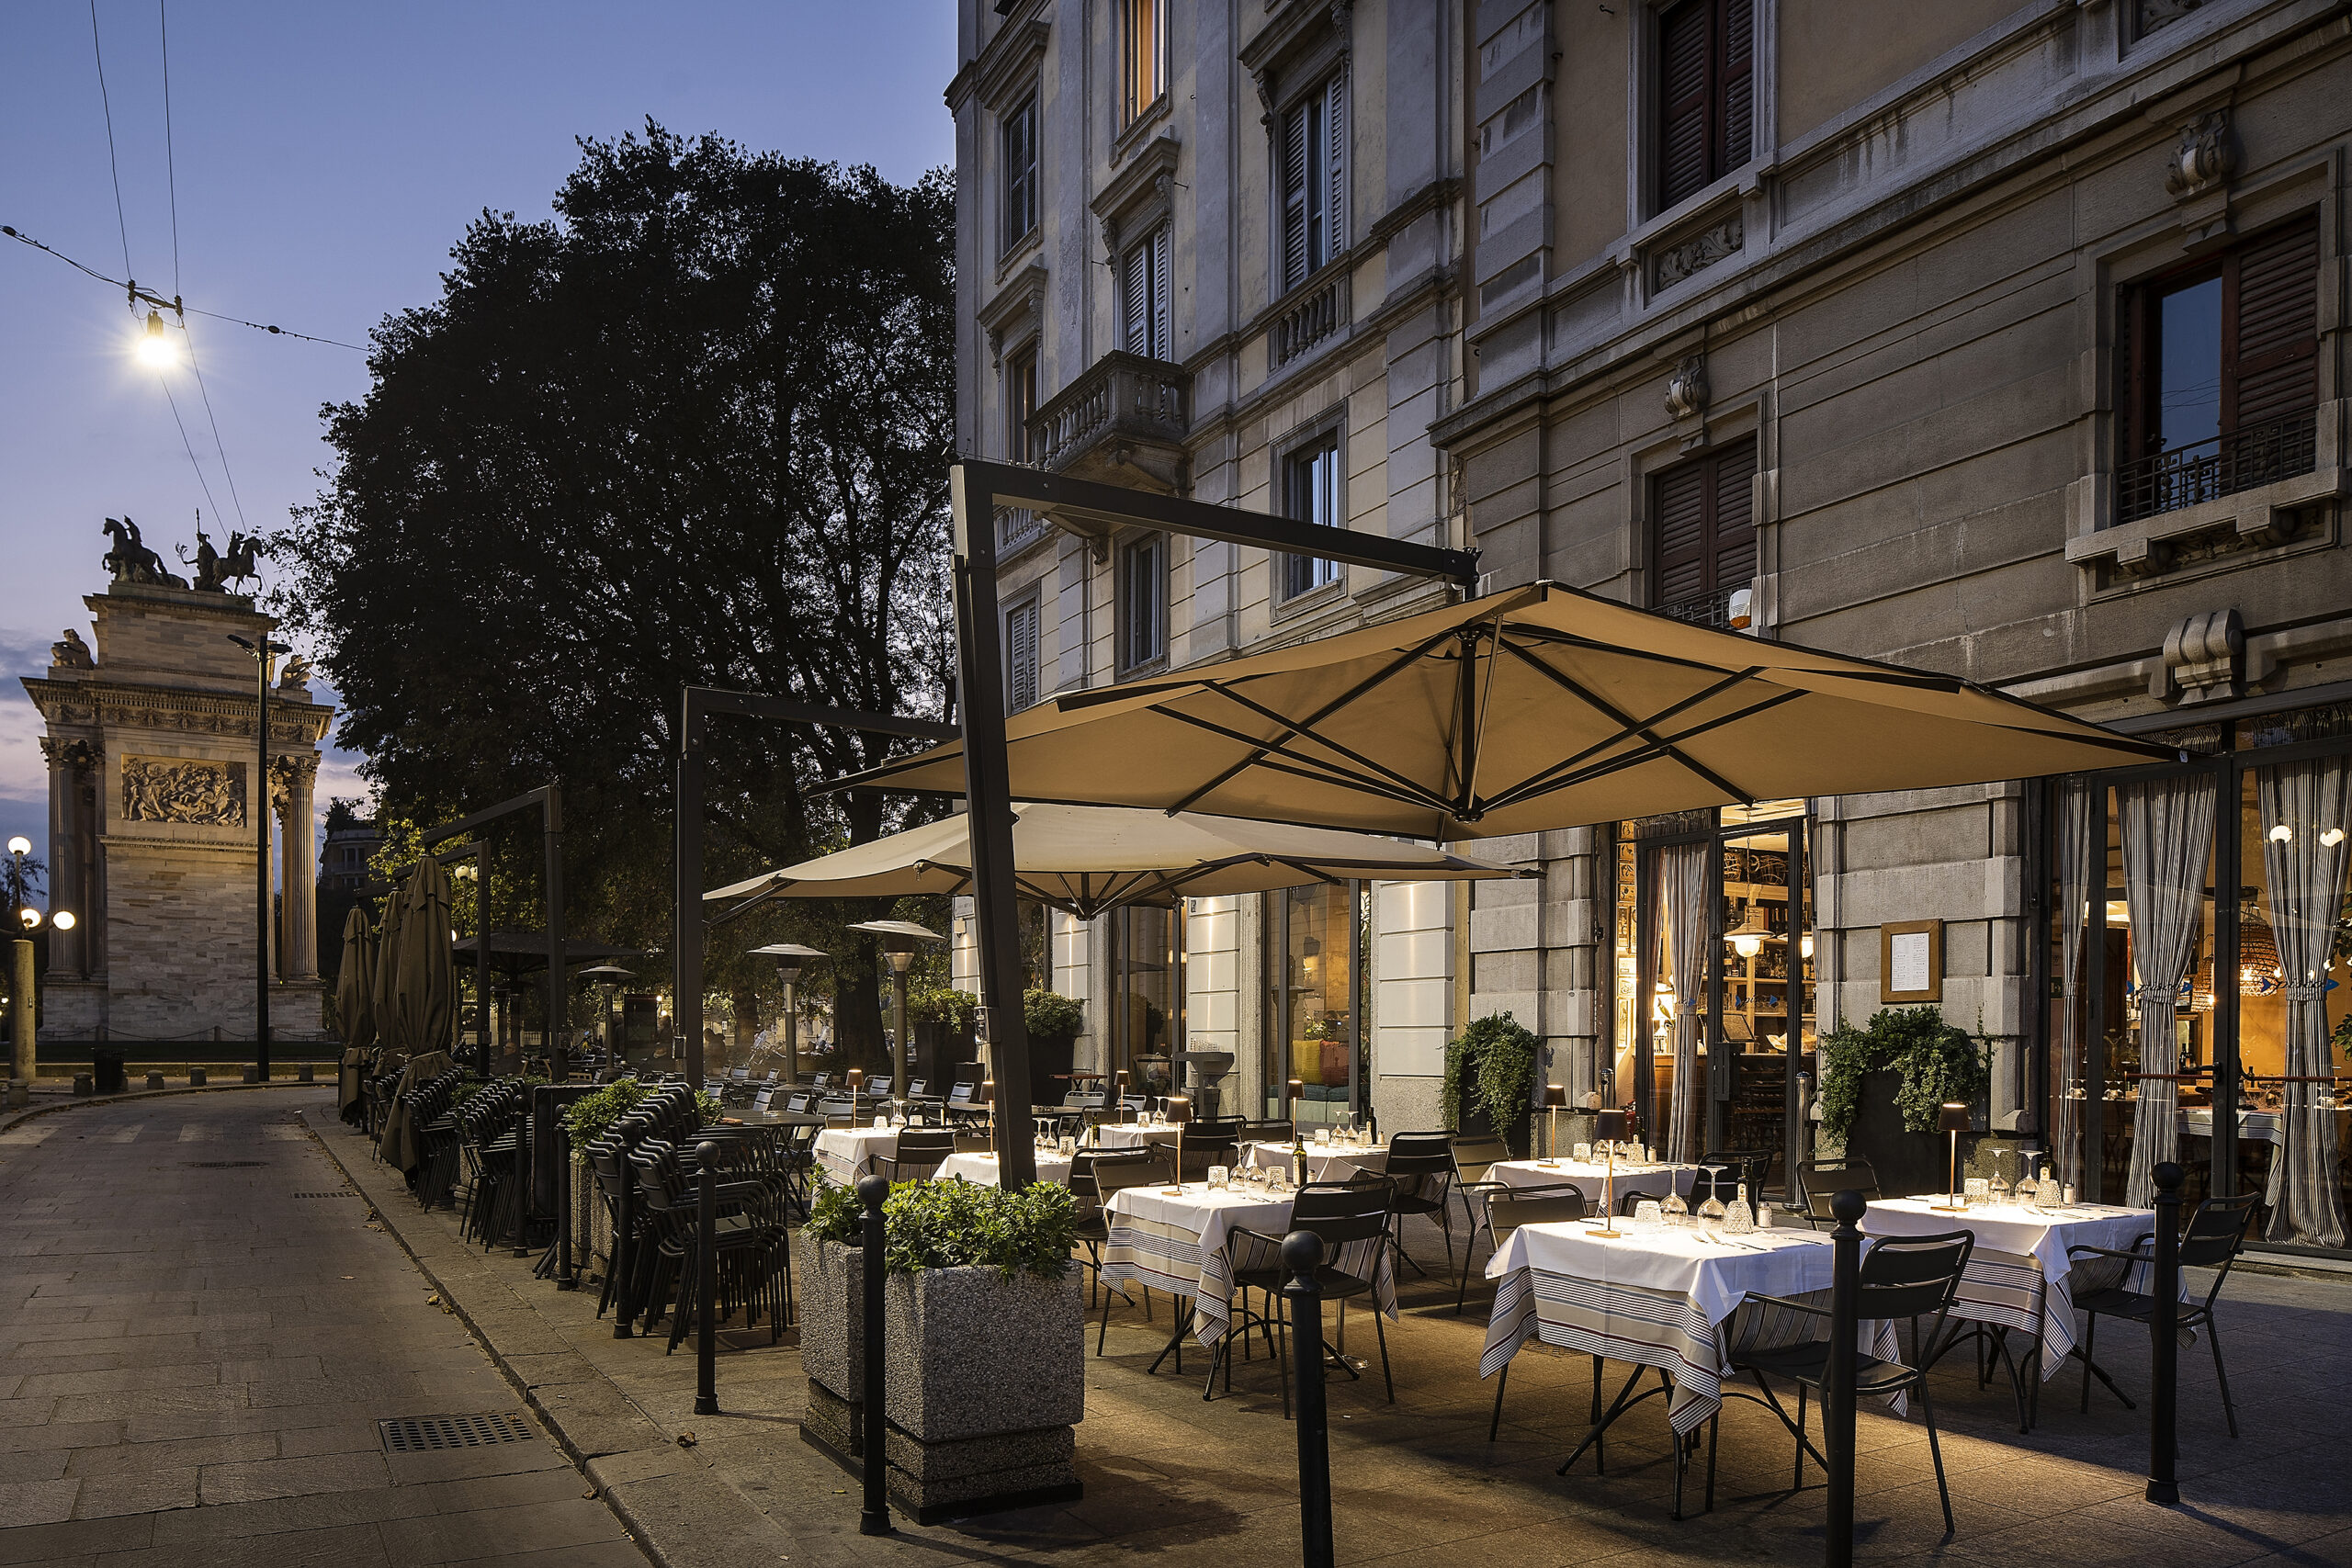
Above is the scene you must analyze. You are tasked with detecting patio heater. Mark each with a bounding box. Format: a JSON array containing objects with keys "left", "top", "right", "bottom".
[
  {"left": 577, "top": 964, "right": 633, "bottom": 1073},
  {"left": 749, "top": 943, "right": 826, "bottom": 1087},
  {"left": 848, "top": 919, "right": 942, "bottom": 1087}
]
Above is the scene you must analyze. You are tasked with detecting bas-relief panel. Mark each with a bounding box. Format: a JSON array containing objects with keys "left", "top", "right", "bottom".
[{"left": 119, "top": 756, "right": 246, "bottom": 827}]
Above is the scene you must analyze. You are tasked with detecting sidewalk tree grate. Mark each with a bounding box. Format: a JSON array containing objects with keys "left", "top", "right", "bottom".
[
  {"left": 292, "top": 1190, "right": 356, "bottom": 1198},
  {"left": 183, "top": 1160, "right": 268, "bottom": 1168},
  {"left": 379, "top": 1413, "right": 537, "bottom": 1453}
]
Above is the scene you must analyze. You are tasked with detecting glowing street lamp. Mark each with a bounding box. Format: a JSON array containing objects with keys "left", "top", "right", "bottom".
[{"left": 135, "top": 309, "right": 178, "bottom": 369}]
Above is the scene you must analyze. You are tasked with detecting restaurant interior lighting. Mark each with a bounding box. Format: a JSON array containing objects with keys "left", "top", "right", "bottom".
[
  {"left": 2269, "top": 823, "right": 2293, "bottom": 843},
  {"left": 2324, "top": 828, "right": 2346, "bottom": 847}
]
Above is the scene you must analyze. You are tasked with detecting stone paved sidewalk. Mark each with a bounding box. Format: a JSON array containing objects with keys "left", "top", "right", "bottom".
[
  {"left": 0, "top": 1087, "right": 648, "bottom": 1566},
  {"left": 300, "top": 1100, "right": 2352, "bottom": 1568}
]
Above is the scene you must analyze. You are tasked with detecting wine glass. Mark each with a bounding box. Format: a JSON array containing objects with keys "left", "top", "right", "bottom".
[
  {"left": 1661, "top": 1188, "right": 1689, "bottom": 1229},
  {"left": 1697, "top": 1166, "right": 1728, "bottom": 1236}
]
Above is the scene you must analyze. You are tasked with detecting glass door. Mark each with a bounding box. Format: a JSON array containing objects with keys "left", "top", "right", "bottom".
[
  {"left": 1111, "top": 904, "right": 1180, "bottom": 1097},
  {"left": 1267, "top": 883, "right": 1361, "bottom": 1126},
  {"left": 1713, "top": 808, "right": 1813, "bottom": 1190}
]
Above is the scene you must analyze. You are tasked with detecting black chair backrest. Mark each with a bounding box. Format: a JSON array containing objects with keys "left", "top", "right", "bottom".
[
  {"left": 2181, "top": 1190, "right": 2258, "bottom": 1270},
  {"left": 1090, "top": 1149, "right": 1165, "bottom": 1203},
  {"left": 1452, "top": 1134, "right": 1514, "bottom": 1186},
  {"left": 893, "top": 1128, "right": 956, "bottom": 1161},
  {"left": 1238, "top": 1118, "right": 1294, "bottom": 1145},
  {"left": 785, "top": 1089, "right": 815, "bottom": 1113},
  {"left": 1186, "top": 1115, "right": 1245, "bottom": 1155},
  {"left": 1385, "top": 1130, "right": 1455, "bottom": 1175},
  {"left": 1488, "top": 1186, "right": 1587, "bottom": 1240},
  {"left": 869, "top": 1076, "right": 894, "bottom": 1098},
  {"left": 1290, "top": 1175, "right": 1396, "bottom": 1246},
  {"left": 818, "top": 1096, "right": 855, "bottom": 1122},
  {"left": 1797, "top": 1158, "right": 1880, "bottom": 1217},
  {"left": 811, "top": 1071, "right": 831, "bottom": 1089},
  {"left": 1121, "top": 1095, "right": 1148, "bottom": 1117},
  {"left": 906, "top": 1077, "right": 929, "bottom": 1098},
  {"left": 1859, "top": 1230, "right": 1973, "bottom": 1323},
  {"left": 1695, "top": 1149, "right": 1772, "bottom": 1207}
]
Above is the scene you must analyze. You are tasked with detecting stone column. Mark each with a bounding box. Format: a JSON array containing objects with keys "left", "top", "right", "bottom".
[
  {"left": 40, "top": 739, "right": 82, "bottom": 976},
  {"left": 274, "top": 755, "right": 320, "bottom": 982}
]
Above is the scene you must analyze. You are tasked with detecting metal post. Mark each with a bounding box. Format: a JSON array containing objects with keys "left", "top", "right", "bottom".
[
  {"left": 784, "top": 981, "right": 799, "bottom": 1088},
  {"left": 254, "top": 647, "right": 272, "bottom": 1081},
  {"left": 2148, "top": 1160, "right": 2183, "bottom": 1506},
  {"left": 1283, "top": 1231, "right": 1335, "bottom": 1568},
  {"left": 512, "top": 1122, "right": 533, "bottom": 1258},
  {"left": 544, "top": 787, "right": 564, "bottom": 1080},
  {"left": 9, "top": 940, "right": 33, "bottom": 1088},
  {"left": 611, "top": 1164, "right": 635, "bottom": 1338},
  {"left": 890, "top": 968, "right": 909, "bottom": 1085},
  {"left": 475, "top": 841, "right": 492, "bottom": 1078},
  {"left": 556, "top": 1114, "right": 577, "bottom": 1289},
  {"left": 695, "top": 1139, "right": 720, "bottom": 1416},
  {"left": 856, "top": 1174, "right": 893, "bottom": 1535},
  {"left": 1825, "top": 1189, "right": 1864, "bottom": 1568},
  {"left": 677, "top": 734, "right": 705, "bottom": 1089}
]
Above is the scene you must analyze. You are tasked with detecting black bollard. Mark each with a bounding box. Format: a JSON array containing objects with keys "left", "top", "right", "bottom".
[
  {"left": 556, "top": 1119, "right": 578, "bottom": 1290},
  {"left": 694, "top": 1140, "right": 719, "bottom": 1416},
  {"left": 612, "top": 1170, "right": 635, "bottom": 1339},
  {"left": 511, "top": 1126, "right": 533, "bottom": 1258},
  {"left": 1825, "top": 1188, "right": 1865, "bottom": 1568},
  {"left": 1282, "top": 1230, "right": 1335, "bottom": 1568},
  {"left": 2147, "top": 1160, "right": 2183, "bottom": 1506},
  {"left": 856, "top": 1174, "right": 894, "bottom": 1536}
]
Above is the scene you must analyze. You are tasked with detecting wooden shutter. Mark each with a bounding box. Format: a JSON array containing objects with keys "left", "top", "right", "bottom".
[
  {"left": 1719, "top": 0, "right": 1753, "bottom": 175},
  {"left": 1148, "top": 225, "right": 1172, "bottom": 361},
  {"left": 1325, "top": 74, "right": 1347, "bottom": 265},
  {"left": 1710, "top": 439, "right": 1758, "bottom": 594},
  {"left": 1653, "top": 462, "right": 1709, "bottom": 609},
  {"left": 1657, "top": 0, "right": 1712, "bottom": 208},
  {"left": 2227, "top": 216, "right": 2319, "bottom": 432},
  {"left": 1282, "top": 99, "right": 1309, "bottom": 289},
  {"left": 1122, "top": 241, "right": 1148, "bottom": 355},
  {"left": 1650, "top": 437, "right": 1757, "bottom": 618},
  {"left": 1006, "top": 602, "right": 1039, "bottom": 712}
]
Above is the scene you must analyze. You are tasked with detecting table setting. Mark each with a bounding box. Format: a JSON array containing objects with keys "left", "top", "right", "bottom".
[
  {"left": 1487, "top": 1152, "right": 1699, "bottom": 1204},
  {"left": 1240, "top": 1131, "right": 1389, "bottom": 1183},
  {"left": 812, "top": 1124, "right": 901, "bottom": 1185},
  {"left": 937, "top": 1147, "right": 1075, "bottom": 1187}
]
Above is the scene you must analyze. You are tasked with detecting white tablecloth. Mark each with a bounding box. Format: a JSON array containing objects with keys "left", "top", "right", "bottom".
[
  {"left": 1240, "top": 1142, "right": 1389, "bottom": 1182},
  {"left": 1102, "top": 1183, "right": 1397, "bottom": 1347},
  {"left": 937, "top": 1149, "right": 1073, "bottom": 1187},
  {"left": 1481, "top": 1219, "right": 1897, "bottom": 1436},
  {"left": 813, "top": 1127, "right": 899, "bottom": 1185},
  {"left": 1862, "top": 1198, "right": 2164, "bottom": 1376},
  {"left": 1092, "top": 1123, "right": 1178, "bottom": 1150},
  {"left": 1488, "top": 1158, "right": 1698, "bottom": 1205}
]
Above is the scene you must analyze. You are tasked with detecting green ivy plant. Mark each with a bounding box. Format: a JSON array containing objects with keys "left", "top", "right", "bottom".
[
  {"left": 1816, "top": 1007, "right": 1992, "bottom": 1141},
  {"left": 1440, "top": 1013, "right": 1540, "bottom": 1142},
  {"left": 906, "top": 986, "right": 979, "bottom": 1032},
  {"left": 806, "top": 1179, "right": 862, "bottom": 1247},
  {"left": 1024, "top": 988, "right": 1085, "bottom": 1038},
  {"left": 804, "top": 1178, "right": 1077, "bottom": 1280}
]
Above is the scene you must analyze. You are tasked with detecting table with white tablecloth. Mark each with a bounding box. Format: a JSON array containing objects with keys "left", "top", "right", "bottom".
[
  {"left": 1102, "top": 1182, "right": 1396, "bottom": 1348},
  {"left": 1091, "top": 1122, "right": 1178, "bottom": 1150},
  {"left": 936, "top": 1149, "right": 1073, "bottom": 1186},
  {"left": 1487, "top": 1157, "right": 1698, "bottom": 1207},
  {"left": 1239, "top": 1141, "right": 1389, "bottom": 1183},
  {"left": 1480, "top": 1220, "right": 1898, "bottom": 1438},
  {"left": 812, "top": 1127, "right": 900, "bottom": 1185}
]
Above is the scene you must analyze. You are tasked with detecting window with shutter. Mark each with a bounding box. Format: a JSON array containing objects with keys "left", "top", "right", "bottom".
[
  {"left": 1277, "top": 73, "right": 1348, "bottom": 295},
  {"left": 1149, "top": 225, "right": 1171, "bottom": 362},
  {"left": 1001, "top": 96, "right": 1036, "bottom": 256},
  {"left": 1649, "top": 437, "right": 1757, "bottom": 626},
  {"left": 1119, "top": 534, "right": 1167, "bottom": 671},
  {"left": 1005, "top": 347, "right": 1037, "bottom": 462},
  {"left": 1121, "top": 225, "right": 1172, "bottom": 361},
  {"left": 1006, "top": 600, "right": 1040, "bottom": 712},
  {"left": 2118, "top": 215, "right": 2320, "bottom": 523},
  {"left": 1653, "top": 0, "right": 1755, "bottom": 211},
  {"left": 1122, "top": 0, "right": 1163, "bottom": 126},
  {"left": 1281, "top": 432, "right": 1344, "bottom": 600}
]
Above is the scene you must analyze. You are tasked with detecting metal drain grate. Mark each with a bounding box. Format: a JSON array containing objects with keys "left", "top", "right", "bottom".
[
  {"left": 292, "top": 1190, "right": 356, "bottom": 1199},
  {"left": 379, "top": 1413, "right": 536, "bottom": 1453},
  {"left": 183, "top": 1160, "right": 268, "bottom": 1168}
]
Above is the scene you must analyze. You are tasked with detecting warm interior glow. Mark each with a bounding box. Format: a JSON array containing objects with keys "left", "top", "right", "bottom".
[
  {"left": 1731, "top": 932, "right": 1763, "bottom": 959},
  {"left": 2324, "top": 828, "right": 2346, "bottom": 848},
  {"left": 2269, "top": 823, "right": 2294, "bottom": 843}
]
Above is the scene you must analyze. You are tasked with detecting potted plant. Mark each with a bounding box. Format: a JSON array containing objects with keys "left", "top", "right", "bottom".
[
  {"left": 1021, "top": 988, "right": 1085, "bottom": 1108},
  {"left": 800, "top": 1178, "right": 1085, "bottom": 1523},
  {"left": 1815, "top": 1007, "right": 1990, "bottom": 1198},
  {"left": 906, "top": 985, "right": 978, "bottom": 1088},
  {"left": 1442, "top": 1013, "right": 1538, "bottom": 1156}
]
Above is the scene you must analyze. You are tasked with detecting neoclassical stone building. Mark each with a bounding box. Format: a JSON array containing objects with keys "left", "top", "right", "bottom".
[
  {"left": 951, "top": 0, "right": 2352, "bottom": 1256},
  {"left": 23, "top": 574, "right": 333, "bottom": 1043}
]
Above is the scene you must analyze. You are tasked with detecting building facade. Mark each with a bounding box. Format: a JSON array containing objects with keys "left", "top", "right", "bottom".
[{"left": 949, "top": 0, "right": 2352, "bottom": 1256}]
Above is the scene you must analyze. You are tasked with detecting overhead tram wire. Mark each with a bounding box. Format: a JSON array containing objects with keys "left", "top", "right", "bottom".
[
  {"left": 88, "top": 0, "right": 133, "bottom": 276},
  {"left": 154, "top": 0, "right": 248, "bottom": 534},
  {"left": 2, "top": 225, "right": 366, "bottom": 352}
]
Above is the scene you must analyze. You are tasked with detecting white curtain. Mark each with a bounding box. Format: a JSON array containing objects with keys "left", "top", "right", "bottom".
[
  {"left": 2118, "top": 776, "right": 2217, "bottom": 1208},
  {"left": 2256, "top": 757, "right": 2349, "bottom": 1248},
  {"left": 1655, "top": 843, "right": 1710, "bottom": 1162},
  {"left": 2056, "top": 779, "right": 2097, "bottom": 1193}
]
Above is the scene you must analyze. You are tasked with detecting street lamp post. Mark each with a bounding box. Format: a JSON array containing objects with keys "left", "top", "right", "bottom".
[
  {"left": 749, "top": 944, "right": 825, "bottom": 1088},
  {"left": 227, "top": 635, "right": 291, "bottom": 1081},
  {"left": 6, "top": 836, "right": 42, "bottom": 1092}
]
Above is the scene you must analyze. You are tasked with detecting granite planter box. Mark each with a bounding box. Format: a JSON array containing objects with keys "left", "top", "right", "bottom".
[{"left": 801, "top": 1237, "right": 1084, "bottom": 1524}]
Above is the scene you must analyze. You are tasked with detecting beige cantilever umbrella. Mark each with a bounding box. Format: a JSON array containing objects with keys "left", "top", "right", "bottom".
[
  {"left": 831, "top": 581, "right": 2177, "bottom": 840},
  {"left": 334, "top": 908, "right": 378, "bottom": 1120},
  {"left": 706, "top": 803, "right": 1524, "bottom": 921}
]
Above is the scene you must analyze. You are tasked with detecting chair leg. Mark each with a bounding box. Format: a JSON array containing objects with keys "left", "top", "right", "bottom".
[
  {"left": 2080, "top": 1312, "right": 2095, "bottom": 1414},
  {"left": 1794, "top": 1381, "right": 1807, "bottom": 1491},
  {"left": 1487, "top": 1362, "right": 1510, "bottom": 1442},
  {"left": 2208, "top": 1312, "right": 2238, "bottom": 1438},
  {"left": 1097, "top": 1277, "right": 1114, "bottom": 1356},
  {"left": 1916, "top": 1374, "right": 1955, "bottom": 1537},
  {"left": 1373, "top": 1303, "right": 1394, "bottom": 1404}
]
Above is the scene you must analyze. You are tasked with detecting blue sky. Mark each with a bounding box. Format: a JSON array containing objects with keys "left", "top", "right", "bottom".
[{"left": 0, "top": 2, "right": 957, "bottom": 894}]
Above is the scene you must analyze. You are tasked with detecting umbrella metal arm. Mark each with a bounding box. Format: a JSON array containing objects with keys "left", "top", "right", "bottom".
[{"left": 673, "top": 687, "right": 956, "bottom": 1089}]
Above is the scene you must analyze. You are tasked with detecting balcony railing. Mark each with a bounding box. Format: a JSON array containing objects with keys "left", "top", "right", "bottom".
[
  {"left": 2116, "top": 412, "right": 2317, "bottom": 525},
  {"left": 1271, "top": 272, "right": 1348, "bottom": 367},
  {"left": 1026, "top": 351, "right": 1189, "bottom": 475}
]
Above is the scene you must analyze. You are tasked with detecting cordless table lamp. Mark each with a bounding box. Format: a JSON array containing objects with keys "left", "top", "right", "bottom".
[
  {"left": 1590, "top": 1108, "right": 1626, "bottom": 1237},
  {"left": 1160, "top": 1094, "right": 1192, "bottom": 1193},
  {"left": 1541, "top": 1083, "right": 1568, "bottom": 1164},
  {"left": 1933, "top": 1102, "right": 1970, "bottom": 1212},
  {"left": 978, "top": 1077, "right": 995, "bottom": 1147}
]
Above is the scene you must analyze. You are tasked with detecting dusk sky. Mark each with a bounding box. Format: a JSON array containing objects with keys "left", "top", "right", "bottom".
[{"left": 0, "top": 2, "right": 956, "bottom": 897}]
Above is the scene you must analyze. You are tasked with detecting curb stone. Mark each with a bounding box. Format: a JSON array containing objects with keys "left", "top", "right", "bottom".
[{"left": 0, "top": 1077, "right": 321, "bottom": 1136}]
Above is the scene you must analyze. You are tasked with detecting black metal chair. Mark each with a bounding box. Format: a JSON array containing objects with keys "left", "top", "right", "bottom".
[
  {"left": 873, "top": 1128, "right": 956, "bottom": 1183},
  {"left": 1793, "top": 1157, "right": 1880, "bottom": 1227},
  {"left": 1476, "top": 1188, "right": 1596, "bottom": 1438},
  {"left": 2067, "top": 1190, "right": 2256, "bottom": 1435},
  {"left": 1385, "top": 1131, "right": 1459, "bottom": 1280},
  {"left": 1085, "top": 1152, "right": 1168, "bottom": 1355},
  {"left": 1222, "top": 1173, "right": 1396, "bottom": 1412},
  {"left": 1726, "top": 1228, "right": 1974, "bottom": 1536},
  {"left": 1180, "top": 1116, "right": 1246, "bottom": 1179},
  {"left": 1695, "top": 1148, "right": 1775, "bottom": 1221}
]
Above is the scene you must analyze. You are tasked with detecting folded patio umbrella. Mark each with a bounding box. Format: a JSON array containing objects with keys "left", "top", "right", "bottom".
[
  {"left": 335, "top": 908, "right": 377, "bottom": 1119},
  {"left": 376, "top": 856, "right": 458, "bottom": 1174},
  {"left": 704, "top": 802, "right": 1524, "bottom": 921},
  {"left": 830, "top": 581, "right": 2177, "bottom": 840}
]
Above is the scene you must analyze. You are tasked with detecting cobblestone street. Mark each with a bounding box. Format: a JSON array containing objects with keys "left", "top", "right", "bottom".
[{"left": 0, "top": 1088, "right": 645, "bottom": 1566}]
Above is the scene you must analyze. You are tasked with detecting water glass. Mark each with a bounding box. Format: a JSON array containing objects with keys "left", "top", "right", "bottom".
[
  {"left": 1634, "top": 1200, "right": 1664, "bottom": 1226},
  {"left": 872, "top": 1114, "right": 889, "bottom": 1130},
  {"left": 1573, "top": 1142, "right": 1592, "bottom": 1162},
  {"left": 1058, "top": 1134, "right": 1076, "bottom": 1156},
  {"left": 1207, "top": 1165, "right": 1229, "bottom": 1190},
  {"left": 1964, "top": 1177, "right": 1990, "bottom": 1208},
  {"left": 1313, "top": 1127, "right": 1331, "bottom": 1145}
]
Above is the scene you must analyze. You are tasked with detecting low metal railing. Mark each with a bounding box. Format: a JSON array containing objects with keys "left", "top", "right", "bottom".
[{"left": 2116, "top": 411, "right": 2316, "bottom": 525}]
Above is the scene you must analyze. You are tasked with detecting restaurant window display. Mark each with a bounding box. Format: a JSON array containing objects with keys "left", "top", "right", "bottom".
[
  {"left": 1267, "top": 881, "right": 1367, "bottom": 1125},
  {"left": 1110, "top": 904, "right": 1180, "bottom": 1094},
  {"left": 2045, "top": 705, "right": 2350, "bottom": 1254},
  {"left": 1611, "top": 802, "right": 1814, "bottom": 1182}
]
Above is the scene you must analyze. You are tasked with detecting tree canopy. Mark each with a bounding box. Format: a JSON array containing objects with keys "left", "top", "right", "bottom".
[{"left": 271, "top": 124, "right": 957, "bottom": 1063}]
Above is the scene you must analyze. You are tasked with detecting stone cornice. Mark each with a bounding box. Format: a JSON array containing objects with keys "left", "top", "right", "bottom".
[{"left": 21, "top": 675, "right": 334, "bottom": 747}]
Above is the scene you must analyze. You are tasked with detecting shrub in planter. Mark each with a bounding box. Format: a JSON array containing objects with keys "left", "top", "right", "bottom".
[
  {"left": 1817, "top": 1007, "right": 1991, "bottom": 1198},
  {"left": 800, "top": 1178, "right": 1085, "bottom": 1521},
  {"left": 1020, "top": 989, "right": 1084, "bottom": 1108},
  {"left": 1441, "top": 1013, "right": 1539, "bottom": 1156}
]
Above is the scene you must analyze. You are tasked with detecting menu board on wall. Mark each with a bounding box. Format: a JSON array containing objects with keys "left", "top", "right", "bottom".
[{"left": 1880, "top": 919, "right": 1943, "bottom": 1004}]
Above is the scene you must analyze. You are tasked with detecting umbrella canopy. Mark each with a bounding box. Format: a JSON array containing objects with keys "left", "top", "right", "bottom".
[
  {"left": 385, "top": 855, "right": 458, "bottom": 1056},
  {"left": 705, "top": 802, "right": 1525, "bottom": 921},
  {"left": 832, "top": 581, "right": 2176, "bottom": 840},
  {"left": 371, "top": 873, "right": 408, "bottom": 1053},
  {"left": 450, "top": 931, "right": 641, "bottom": 976},
  {"left": 335, "top": 907, "right": 378, "bottom": 1053}
]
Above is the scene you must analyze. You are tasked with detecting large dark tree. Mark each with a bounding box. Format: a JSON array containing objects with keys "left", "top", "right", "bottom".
[{"left": 271, "top": 124, "right": 956, "bottom": 1069}]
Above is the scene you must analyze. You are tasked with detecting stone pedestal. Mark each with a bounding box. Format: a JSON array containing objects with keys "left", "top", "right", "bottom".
[{"left": 20, "top": 576, "right": 334, "bottom": 1044}]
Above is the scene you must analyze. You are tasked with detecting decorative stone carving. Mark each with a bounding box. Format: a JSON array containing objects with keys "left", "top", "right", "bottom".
[
  {"left": 120, "top": 756, "right": 247, "bottom": 827},
  {"left": 2154, "top": 607, "right": 2274, "bottom": 705},
  {"left": 2137, "top": 0, "right": 2207, "bottom": 37},
  {"left": 39, "top": 738, "right": 98, "bottom": 773},
  {"left": 1654, "top": 216, "right": 1743, "bottom": 291},
  {"left": 2164, "top": 110, "right": 2233, "bottom": 201},
  {"left": 1664, "top": 355, "right": 1710, "bottom": 423},
  {"left": 277, "top": 653, "right": 313, "bottom": 691},
  {"left": 51, "top": 629, "right": 93, "bottom": 669},
  {"left": 101, "top": 516, "right": 188, "bottom": 590}
]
